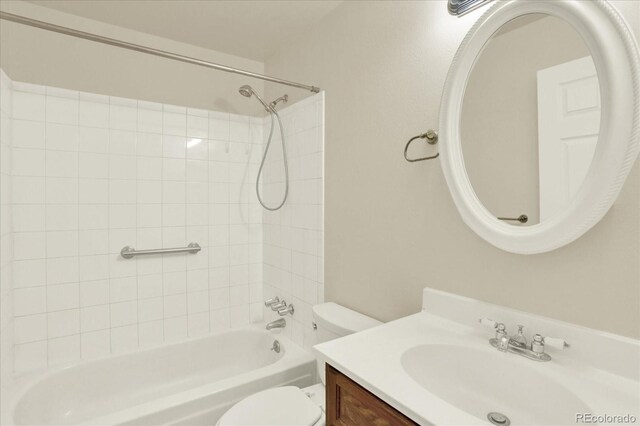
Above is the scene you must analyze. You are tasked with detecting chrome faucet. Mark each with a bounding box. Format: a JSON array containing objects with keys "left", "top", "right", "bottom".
[
  {"left": 479, "top": 318, "right": 568, "bottom": 362},
  {"left": 266, "top": 318, "right": 286, "bottom": 330}
]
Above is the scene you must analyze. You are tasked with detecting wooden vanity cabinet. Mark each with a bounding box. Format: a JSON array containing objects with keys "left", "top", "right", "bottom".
[{"left": 325, "top": 364, "right": 418, "bottom": 426}]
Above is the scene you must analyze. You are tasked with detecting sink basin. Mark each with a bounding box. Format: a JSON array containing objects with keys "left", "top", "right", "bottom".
[{"left": 401, "top": 344, "right": 591, "bottom": 425}]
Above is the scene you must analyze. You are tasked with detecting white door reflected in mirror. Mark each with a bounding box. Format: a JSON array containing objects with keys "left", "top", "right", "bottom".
[{"left": 537, "top": 56, "right": 600, "bottom": 222}]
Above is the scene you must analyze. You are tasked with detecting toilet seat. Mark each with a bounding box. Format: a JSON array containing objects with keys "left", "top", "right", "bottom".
[{"left": 217, "top": 386, "right": 323, "bottom": 426}]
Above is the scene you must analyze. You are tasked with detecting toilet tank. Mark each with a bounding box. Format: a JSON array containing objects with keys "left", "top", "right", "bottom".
[{"left": 312, "top": 302, "right": 381, "bottom": 384}]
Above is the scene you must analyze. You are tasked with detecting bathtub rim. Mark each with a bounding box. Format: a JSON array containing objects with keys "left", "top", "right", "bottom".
[{"left": 1, "top": 325, "right": 315, "bottom": 426}]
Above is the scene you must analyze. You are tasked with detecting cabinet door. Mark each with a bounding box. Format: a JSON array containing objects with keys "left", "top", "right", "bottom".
[{"left": 326, "top": 364, "right": 418, "bottom": 426}]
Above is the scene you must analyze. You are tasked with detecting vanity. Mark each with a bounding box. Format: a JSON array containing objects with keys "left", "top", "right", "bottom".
[
  {"left": 325, "top": 365, "right": 417, "bottom": 426},
  {"left": 317, "top": 288, "right": 640, "bottom": 426}
]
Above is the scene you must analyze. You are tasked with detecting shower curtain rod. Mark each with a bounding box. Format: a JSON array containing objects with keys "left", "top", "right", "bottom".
[{"left": 0, "top": 11, "right": 321, "bottom": 93}]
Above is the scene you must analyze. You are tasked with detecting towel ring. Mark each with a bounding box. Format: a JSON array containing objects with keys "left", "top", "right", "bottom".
[{"left": 404, "top": 130, "right": 439, "bottom": 162}]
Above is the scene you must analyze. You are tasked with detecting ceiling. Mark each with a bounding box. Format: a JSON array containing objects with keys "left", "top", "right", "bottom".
[{"left": 26, "top": 0, "right": 342, "bottom": 61}]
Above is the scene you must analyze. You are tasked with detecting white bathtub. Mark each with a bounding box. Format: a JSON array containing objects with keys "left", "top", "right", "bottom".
[{"left": 2, "top": 327, "right": 316, "bottom": 425}]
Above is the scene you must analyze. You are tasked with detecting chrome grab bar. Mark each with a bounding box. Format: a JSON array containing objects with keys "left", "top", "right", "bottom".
[{"left": 120, "top": 242, "right": 201, "bottom": 259}]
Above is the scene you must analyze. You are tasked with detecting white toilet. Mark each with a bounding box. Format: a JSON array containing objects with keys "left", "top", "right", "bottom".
[{"left": 217, "top": 302, "right": 381, "bottom": 426}]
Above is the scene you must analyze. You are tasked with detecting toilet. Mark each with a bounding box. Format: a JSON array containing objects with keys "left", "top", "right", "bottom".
[{"left": 217, "top": 302, "right": 381, "bottom": 426}]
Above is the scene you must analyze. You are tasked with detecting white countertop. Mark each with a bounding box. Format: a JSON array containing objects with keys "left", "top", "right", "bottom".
[{"left": 313, "top": 309, "right": 640, "bottom": 426}]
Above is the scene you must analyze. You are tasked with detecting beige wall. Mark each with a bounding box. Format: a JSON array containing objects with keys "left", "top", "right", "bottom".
[
  {"left": 0, "top": 1, "right": 265, "bottom": 115},
  {"left": 462, "top": 15, "right": 590, "bottom": 226},
  {"left": 265, "top": 0, "right": 640, "bottom": 338}
]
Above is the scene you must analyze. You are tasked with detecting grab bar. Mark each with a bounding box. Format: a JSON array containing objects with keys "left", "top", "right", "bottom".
[{"left": 120, "top": 242, "right": 201, "bottom": 259}]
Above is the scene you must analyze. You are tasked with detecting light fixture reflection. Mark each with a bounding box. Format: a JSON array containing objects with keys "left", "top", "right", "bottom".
[{"left": 187, "top": 138, "right": 202, "bottom": 149}]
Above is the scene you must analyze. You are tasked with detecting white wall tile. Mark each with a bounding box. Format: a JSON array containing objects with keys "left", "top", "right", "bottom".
[
  {"left": 12, "top": 176, "right": 45, "bottom": 204},
  {"left": 109, "top": 130, "right": 136, "bottom": 155},
  {"left": 13, "top": 91, "right": 45, "bottom": 121},
  {"left": 111, "top": 325, "right": 138, "bottom": 354},
  {"left": 14, "top": 287, "right": 47, "bottom": 316},
  {"left": 163, "top": 315, "right": 187, "bottom": 342},
  {"left": 46, "top": 178, "right": 78, "bottom": 204},
  {"left": 110, "top": 301, "right": 137, "bottom": 327},
  {"left": 46, "top": 231, "right": 78, "bottom": 258},
  {"left": 110, "top": 277, "right": 137, "bottom": 303},
  {"left": 13, "top": 148, "right": 45, "bottom": 176},
  {"left": 46, "top": 151, "right": 78, "bottom": 178},
  {"left": 48, "top": 335, "right": 80, "bottom": 366},
  {"left": 47, "top": 309, "right": 80, "bottom": 338},
  {"left": 47, "top": 283, "right": 79, "bottom": 311},
  {"left": 79, "top": 153, "right": 109, "bottom": 178},
  {"left": 138, "top": 320, "right": 163, "bottom": 348},
  {"left": 138, "top": 109, "right": 162, "bottom": 134},
  {"left": 109, "top": 104, "right": 137, "bottom": 131},
  {"left": 47, "top": 257, "right": 79, "bottom": 285},
  {"left": 14, "top": 341, "right": 47, "bottom": 373},
  {"left": 13, "top": 119, "right": 45, "bottom": 149},
  {"left": 46, "top": 123, "right": 78, "bottom": 151},
  {"left": 79, "top": 101, "right": 109, "bottom": 129},
  {"left": 79, "top": 279, "right": 109, "bottom": 307},
  {"left": 46, "top": 205, "right": 78, "bottom": 231},
  {"left": 137, "top": 133, "right": 162, "bottom": 157},
  {"left": 14, "top": 232, "right": 46, "bottom": 260},
  {"left": 79, "top": 256, "right": 109, "bottom": 282},
  {"left": 14, "top": 314, "right": 47, "bottom": 344},
  {"left": 46, "top": 96, "right": 78, "bottom": 126},
  {"left": 79, "top": 205, "right": 109, "bottom": 230},
  {"left": 79, "top": 127, "right": 109, "bottom": 153},
  {"left": 163, "top": 111, "right": 186, "bottom": 136},
  {"left": 80, "top": 305, "right": 110, "bottom": 332},
  {"left": 163, "top": 135, "right": 186, "bottom": 159},
  {"left": 139, "top": 297, "right": 163, "bottom": 322},
  {"left": 81, "top": 329, "right": 110, "bottom": 360},
  {"left": 13, "top": 259, "right": 46, "bottom": 289},
  {"left": 12, "top": 205, "right": 46, "bottom": 232}
]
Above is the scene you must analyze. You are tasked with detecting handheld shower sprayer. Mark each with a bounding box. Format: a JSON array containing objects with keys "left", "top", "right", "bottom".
[{"left": 238, "top": 85, "right": 289, "bottom": 211}]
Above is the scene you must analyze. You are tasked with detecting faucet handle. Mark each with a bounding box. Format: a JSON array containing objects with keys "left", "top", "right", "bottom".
[
  {"left": 531, "top": 334, "right": 569, "bottom": 354},
  {"left": 479, "top": 318, "right": 498, "bottom": 329},
  {"left": 277, "top": 304, "right": 294, "bottom": 316},
  {"left": 271, "top": 300, "right": 287, "bottom": 311},
  {"left": 543, "top": 336, "right": 570, "bottom": 350},
  {"left": 264, "top": 297, "right": 280, "bottom": 307}
]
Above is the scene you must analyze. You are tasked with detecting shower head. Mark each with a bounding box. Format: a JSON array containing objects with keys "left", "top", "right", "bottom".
[
  {"left": 239, "top": 85, "right": 253, "bottom": 98},
  {"left": 239, "top": 84, "right": 272, "bottom": 113}
]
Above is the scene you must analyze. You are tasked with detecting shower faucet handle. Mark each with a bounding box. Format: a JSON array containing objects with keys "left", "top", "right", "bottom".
[
  {"left": 278, "top": 304, "right": 294, "bottom": 316},
  {"left": 271, "top": 301, "right": 287, "bottom": 311},
  {"left": 264, "top": 297, "right": 280, "bottom": 307}
]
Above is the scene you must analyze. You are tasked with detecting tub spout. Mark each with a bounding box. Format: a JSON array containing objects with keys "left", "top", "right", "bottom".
[{"left": 266, "top": 318, "right": 286, "bottom": 330}]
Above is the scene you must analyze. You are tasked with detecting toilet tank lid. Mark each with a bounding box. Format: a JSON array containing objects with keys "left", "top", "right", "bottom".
[{"left": 312, "top": 302, "right": 381, "bottom": 336}]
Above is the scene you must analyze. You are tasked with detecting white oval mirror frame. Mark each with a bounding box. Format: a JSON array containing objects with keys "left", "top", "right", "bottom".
[{"left": 439, "top": 0, "right": 640, "bottom": 254}]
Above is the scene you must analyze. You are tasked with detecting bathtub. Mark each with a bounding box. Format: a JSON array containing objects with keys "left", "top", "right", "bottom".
[{"left": 2, "top": 327, "right": 316, "bottom": 425}]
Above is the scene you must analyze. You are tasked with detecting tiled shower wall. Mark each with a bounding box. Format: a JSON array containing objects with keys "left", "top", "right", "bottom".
[
  {"left": 3, "top": 72, "right": 266, "bottom": 373},
  {"left": 0, "top": 70, "right": 14, "bottom": 381},
  {"left": 262, "top": 94, "right": 324, "bottom": 350},
  {"left": 1, "top": 70, "right": 324, "bottom": 374}
]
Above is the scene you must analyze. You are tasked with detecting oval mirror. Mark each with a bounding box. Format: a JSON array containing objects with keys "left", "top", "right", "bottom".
[
  {"left": 439, "top": 0, "right": 640, "bottom": 254},
  {"left": 462, "top": 13, "right": 599, "bottom": 227}
]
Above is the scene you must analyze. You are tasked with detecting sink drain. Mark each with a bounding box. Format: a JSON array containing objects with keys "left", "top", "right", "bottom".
[{"left": 487, "top": 412, "right": 510, "bottom": 426}]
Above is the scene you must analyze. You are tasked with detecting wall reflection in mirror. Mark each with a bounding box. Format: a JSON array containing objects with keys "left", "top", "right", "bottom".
[{"left": 461, "top": 14, "right": 600, "bottom": 226}]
